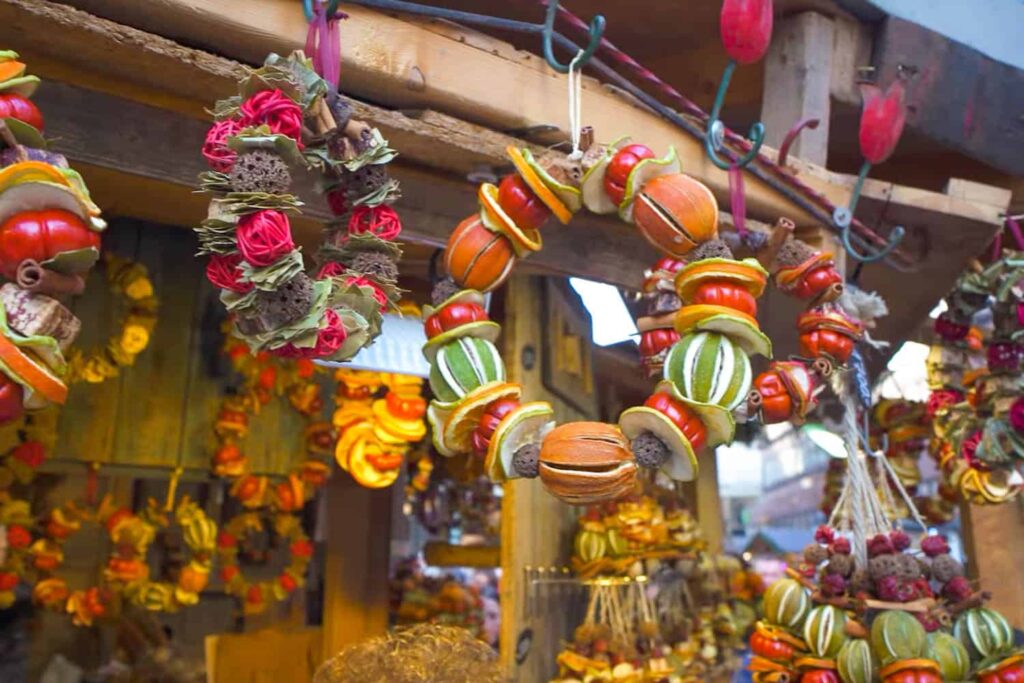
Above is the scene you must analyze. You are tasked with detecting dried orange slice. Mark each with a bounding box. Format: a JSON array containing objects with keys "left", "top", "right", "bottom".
[
  {"left": 507, "top": 146, "right": 572, "bottom": 224},
  {"left": 443, "top": 381, "right": 523, "bottom": 455}
]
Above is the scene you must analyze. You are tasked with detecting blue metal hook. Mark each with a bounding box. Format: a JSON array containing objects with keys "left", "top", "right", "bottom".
[
  {"left": 704, "top": 60, "right": 765, "bottom": 170},
  {"left": 303, "top": 0, "right": 342, "bottom": 22},
  {"left": 833, "top": 160, "right": 906, "bottom": 263},
  {"left": 541, "top": 1, "right": 605, "bottom": 74}
]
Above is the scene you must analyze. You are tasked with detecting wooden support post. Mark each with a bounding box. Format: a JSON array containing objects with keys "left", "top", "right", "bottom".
[
  {"left": 960, "top": 499, "right": 1024, "bottom": 629},
  {"left": 696, "top": 449, "right": 725, "bottom": 555},
  {"left": 499, "top": 276, "right": 596, "bottom": 682},
  {"left": 762, "top": 12, "right": 836, "bottom": 168},
  {"left": 321, "top": 475, "right": 393, "bottom": 663},
  {"left": 762, "top": 12, "right": 847, "bottom": 275}
]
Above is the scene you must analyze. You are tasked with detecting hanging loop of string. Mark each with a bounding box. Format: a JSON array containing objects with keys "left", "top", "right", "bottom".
[
  {"left": 567, "top": 49, "right": 585, "bottom": 160},
  {"left": 305, "top": 0, "right": 346, "bottom": 89}
]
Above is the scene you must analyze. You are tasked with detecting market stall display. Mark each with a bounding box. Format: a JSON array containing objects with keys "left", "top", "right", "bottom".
[
  {"left": 196, "top": 51, "right": 403, "bottom": 361},
  {"left": 0, "top": 51, "right": 106, "bottom": 423}
]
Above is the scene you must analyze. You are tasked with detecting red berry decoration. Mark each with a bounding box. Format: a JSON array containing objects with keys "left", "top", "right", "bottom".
[
  {"left": 497, "top": 174, "right": 551, "bottom": 232},
  {"left": 0, "top": 93, "right": 44, "bottom": 131},
  {"left": 603, "top": 144, "right": 655, "bottom": 206}
]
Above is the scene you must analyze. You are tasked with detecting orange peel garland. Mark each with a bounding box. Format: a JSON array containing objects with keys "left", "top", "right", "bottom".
[
  {"left": 212, "top": 334, "right": 335, "bottom": 508},
  {"left": 215, "top": 510, "right": 312, "bottom": 615},
  {"left": 423, "top": 135, "right": 865, "bottom": 507},
  {"left": 29, "top": 496, "right": 122, "bottom": 627},
  {"left": 332, "top": 364, "right": 428, "bottom": 489}
]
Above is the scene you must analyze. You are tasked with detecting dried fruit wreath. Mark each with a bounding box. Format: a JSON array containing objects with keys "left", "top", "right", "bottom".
[
  {"left": 195, "top": 51, "right": 402, "bottom": 360},
  {"left": 424, "top": 133, "right": 871, "bottom": 506}
]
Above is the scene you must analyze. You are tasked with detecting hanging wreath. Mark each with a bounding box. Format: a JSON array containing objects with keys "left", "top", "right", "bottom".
[
  {"left": 0, "top": 497, "right": 35, "bottom": 608},
  {"left": 215, "top": 510, "right": 312, "bottom": 615},
  {"left": 333, "top": 366, "right": 427, "bottom": 489},
  {"left": 30, "top": 496, "right": 129, "bottom": 627},
  {"left": 195, "top": 51, "right": 402, "bottom": 361},
  {"left": 66, "top": 253, "right": 158, "bottom": 384},
  {"left": 103, "top": 496, "right": 218, "bottom": 613},
  {"left": 212, "top": 334, "right": 334, "bottom": 508}
]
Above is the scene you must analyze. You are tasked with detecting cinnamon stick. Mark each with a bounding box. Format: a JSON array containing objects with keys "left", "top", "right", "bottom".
[
  {"left": 757, "top": 218, "right": 796, "bottom": 270},
  {"left": 15, "top": 260, "right": 85, "bottom": 296}
]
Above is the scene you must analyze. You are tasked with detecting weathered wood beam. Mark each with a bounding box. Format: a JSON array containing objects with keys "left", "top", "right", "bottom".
[
  {"left": 47, "top": 0, "right": 914, "bottom": 227},
  {"left": 32, "top": 80, "right": 659, "bottom": 287},
  {"left": 5, "top": 0, "right": 1009, "bottom": 344},
  {"left": 873, "top": 16, "right": 1024, "bottom": 177},
  {"left": 764, "top": 12, "right": 836, "bottom": 166}
]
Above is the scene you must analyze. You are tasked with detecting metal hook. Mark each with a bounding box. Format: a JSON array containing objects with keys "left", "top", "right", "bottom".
[
  {"left": 303, "top": 0, "right": 341, "bottom": 22},
  {"left": 833, "top": 160, "right": 905, "bottom": 263},
  {"left": 542, "top": 1, "right": 605, "bottom": 74},
  {"left": 704, "top": 60, "right": 765, "bottom": 170}
]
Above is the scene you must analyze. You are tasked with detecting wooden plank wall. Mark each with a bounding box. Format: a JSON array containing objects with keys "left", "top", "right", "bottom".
[{"left": 54, "top": 218, "right": 310, "bottom": 475}]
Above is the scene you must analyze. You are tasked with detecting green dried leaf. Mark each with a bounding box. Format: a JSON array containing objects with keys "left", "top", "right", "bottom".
[
  {"left": 238, "top": 250, "right": 304, "bottom": 292},
  {"left": 340, "top": 129, "right": 399, "bottom": 171},
  {"left": 194, "top": 219, "right": 238, "bottom": 256},
  {"left": 227, "top": 129, "right": 307, "bottom": 167},
  {"left": 210, "top": 95, "right": 243, "bottom": 120},
  {"left": 223, "top": 192, "right": 303, "bottom": 215},
  {"left": 199, "top": 171, "right": 233, "bottom": 194},
  {"left": 352, "top": 179, "right": 401, "bottom": 208},
  {"left": 41, "top": 247, "right": 99, "bottom": 274}
]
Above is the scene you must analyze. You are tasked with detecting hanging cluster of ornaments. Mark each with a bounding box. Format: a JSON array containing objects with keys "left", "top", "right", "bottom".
[
  {"left": 0, "top": 52, "right": 107, "bottom": 424},
  {"left": 196, "top": 51, "right": 403, "bottom": 361},
  {"left": 927, "top": 241, "right": 1024, "bottom": 506}
]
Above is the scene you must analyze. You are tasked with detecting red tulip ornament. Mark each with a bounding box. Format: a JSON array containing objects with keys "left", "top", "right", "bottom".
[
  {"left": 858, "top": 80, "right": 906, "bottom": 165},
  {"left": 720, "top": 0, "right": 774, "bottom": 65}
]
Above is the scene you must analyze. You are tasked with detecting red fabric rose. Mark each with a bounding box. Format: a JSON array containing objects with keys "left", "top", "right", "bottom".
[
  {"left": 313, "top": 309, "right": 347, "bottom": 356},
  {"left": 11, "top": 440, "right": 45, "bottom": 469},
  {"left": 1010, "top": 396, "right": 1024, "bottom": 434},
  {"left": 348, "top": 205, "right": 402, "bottom": 240},
  {"left": 206, "top": 253, "right": 253, "bottom": 293},
  {"left": 240, "top": 89, "right": 304, "bottom": 143},
  {"left": 236, "top": 210, "right": 295, "bottom": 266},
  {"left": 326, "top": 188, "right": 348, "bottom": 216},
  {"left": 202, "top": 119, "right": 242, "bottom": 172},
  {"left": 317, "top": 262, "right": 346, "bottom": 279},
  {"left": 271, "top": 309, "right": 348, "bottom": 360},
  {"left": 346, "top": 275, "right": 388, "bottom": 311}
]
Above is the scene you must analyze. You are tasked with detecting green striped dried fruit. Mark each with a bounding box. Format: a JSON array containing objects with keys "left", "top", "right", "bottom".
[
  {"left": 428, "top": 337, "right": 505, "bottom": 403},
  {"left": 803, "top": 605, "right": 848, "bottom": 659},
  {"left": 953, "top": 607, "right": 1014, "bottom": 662},
  {"left": 663, "top": 331, "right": 752, "bottom": 412},
  {"left": 871, "top": 610, "right": 927, "bottom": 666},
  {"left": 927, "top": 631, "right": 971, "bottom": 681},
  {"left": 837, "top": 639, "right": 876, "bottom": 683},
  {"left": 762, "top": 578, "right": 810, "bottom": 631}
]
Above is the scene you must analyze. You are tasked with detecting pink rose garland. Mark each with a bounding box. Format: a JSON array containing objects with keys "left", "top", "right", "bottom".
[
  {"left": 348, "top": 205, "right": 402, "bottom": 241},
  {"left": 206, "top": 253, "right": 253, "bottom": 293},
  {"left": 202, "top": 119, "right": 242, "bottom": 172},
  {"left": 236, "top": 210, "right": 296, "bottom": 267},
  {"left": 240, "top": 89, "right": 304, "bottom": 145}
]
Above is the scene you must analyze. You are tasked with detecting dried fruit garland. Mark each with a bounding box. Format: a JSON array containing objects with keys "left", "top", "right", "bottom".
[
  {"left": 30, "top": 497, "right": 127, "bottom": 627},
  {"left": 213, "top": 334, "right": 333, "bottom": 508},
  {"left": 426, "top": 132, "right": 863, "bottom": 505},
  {"left": 105, "top": 498, "right": 218, "bottom": 614},
  {"left": 750, "top": 526, "right": 1023, "bottom": 683},
  {"left": 427, "top": 140, "right": 750, "bottom": 503},
  {"left": 927, "top": 249, "right": 1024, "bottom": 505},
  {"left": 333, "top": 367, "right": 427, "bottom": 489},
  {"left": 0, "top": 497, "right": 35, "bottom": 608},
  {"left": 196, "top": 51, "right": 402, "bottom": 361},
  {"left": 215, "top": 510, "right": 312, "bottom": 615},
  {"left": 0, "top": 51, "right": 107, "bottom": 425},
  {"left": 66, "top": 253, "right": 158, "bottom": 385}
]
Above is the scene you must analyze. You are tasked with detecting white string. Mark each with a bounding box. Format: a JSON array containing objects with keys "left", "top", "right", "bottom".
[
  {"left": 567, "top": 49, "right": 585, "bottom": 160},
  {"left": 878, "top": 449, "right": 931, "bottom": 532}
]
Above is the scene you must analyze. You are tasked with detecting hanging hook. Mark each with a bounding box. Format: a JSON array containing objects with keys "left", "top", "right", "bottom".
[
  {"left": 833, "top": 160, "right": 905, "bottom": 263},
  {"left": 542, "top": 1, "right": 605, "bottom": 74},
  {"left": 303, "top": 0, "right": 341, "bottom": 22},
  {"left": 704, "top": 60, "right": 765, "bottom": 170}
]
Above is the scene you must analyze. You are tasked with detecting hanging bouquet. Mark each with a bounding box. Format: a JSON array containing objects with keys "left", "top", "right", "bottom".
[{"left": 196, "top": 51, "right": 402, "bottom": 361}]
